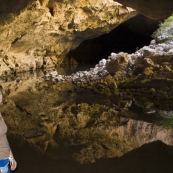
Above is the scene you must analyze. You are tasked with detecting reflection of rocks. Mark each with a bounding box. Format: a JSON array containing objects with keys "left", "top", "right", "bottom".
[
  {"left": 1, "top": 15, "right": 173, "bottom": 165},
  {"left": 2, "top": 43, "right": 173, "bottom": 164},
  {"left": 40, "top": 27, "right": 173, "bottom": 162},
  {"left": 2, "top": 82, "right": 173, "bottom": 164},
  {"left": 73, "top": 118, "right": 173, "bottom": 163}
]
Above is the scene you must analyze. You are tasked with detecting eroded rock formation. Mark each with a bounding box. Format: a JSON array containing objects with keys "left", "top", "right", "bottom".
[
  {"left": 0, "top": 0, "right": 173, "bottom": 166},
  {"left": 0, "top": 0, "right": 136, "bottom": 76},
  {"left": 114, "top": 0, "right": 173, "bottom": 20},
  {"left": 1, "top": 35, "right": 173, "bottom": 163},
  {"left": 67, "top": 14, "right": 159, "bottom": 64},
  {"left": 1, "top": 72, "right": 173, "bottom": 164},
  {"left": 34, "top": 14, "right": 173, "bottom": 163}
]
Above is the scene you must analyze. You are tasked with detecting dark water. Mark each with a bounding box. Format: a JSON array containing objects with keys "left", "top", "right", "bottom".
[
  {"left": 9, "top": 136, "right": 173, "bottom": 173},
  {"left": 1, "top": 65, "right": 173, "bottom": 173}
]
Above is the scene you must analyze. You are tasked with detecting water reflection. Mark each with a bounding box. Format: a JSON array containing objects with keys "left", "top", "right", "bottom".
[
  {"left": 0, "top": 65, "right": 173, "bottom": 167},
  {"left": 0, "top": 64, "right": 95, "bottom": 83}
]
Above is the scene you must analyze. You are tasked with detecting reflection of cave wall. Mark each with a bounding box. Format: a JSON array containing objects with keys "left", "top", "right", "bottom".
[{"left": 67, "top": 14, "right": 159, "bottom": 64}]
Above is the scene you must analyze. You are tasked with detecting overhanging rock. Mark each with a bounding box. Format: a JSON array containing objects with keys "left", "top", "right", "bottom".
[{"left": 0, "top": 0, "right": 137, "bottom": 76}]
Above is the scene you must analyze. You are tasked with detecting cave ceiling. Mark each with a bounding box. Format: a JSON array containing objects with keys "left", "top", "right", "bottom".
[
  {"left": 114, "top": 0, "right": 173, "bottom": 20},
  {"left": 0, "top": 0, "right": 137, "bottom": 75}
]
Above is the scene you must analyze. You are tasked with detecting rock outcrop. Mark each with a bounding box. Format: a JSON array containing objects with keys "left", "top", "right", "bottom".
[
  {"left": 0, "top": 0, "right": 136, "bottom": 76},
  {"left": 114, "top": 0, "right": 173, "bottom": 20},
  {"left": 44, "top": 38, "right": 173, "bottom": 84}
]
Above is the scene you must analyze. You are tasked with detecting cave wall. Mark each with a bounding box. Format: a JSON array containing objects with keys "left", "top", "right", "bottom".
[
  {"left": 114, "top": 0, "right": 173, "bottom": 20},
  {"left": 0, "top": 3, "right": 173, "bottom": 164},
  {"left": 0, "top": 0, "right": 137, "bottom": 76},
  {"left": 67, "top": 14, "right": 159, "bottom": 64},
  {"left": 0, "top": 0, "right": 173, "bottom": 76}
]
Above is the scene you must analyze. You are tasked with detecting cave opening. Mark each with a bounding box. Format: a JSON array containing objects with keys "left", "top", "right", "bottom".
[{"left": 67, "top": 14, "right": 160, "bottom": 64}]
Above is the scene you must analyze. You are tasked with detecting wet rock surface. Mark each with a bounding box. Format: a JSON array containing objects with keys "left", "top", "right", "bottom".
[{"left": 0, "top": 6, "right": 173, "bottom": 173}]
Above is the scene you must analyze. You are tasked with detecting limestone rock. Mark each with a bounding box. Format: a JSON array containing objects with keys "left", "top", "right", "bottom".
[
  {"left": 0, "top": 60, "right": 11, "bottom": 76},
  {"left": 106, "top": 52, "right": 130, "bottom": 75},
  {"left": 115, "top": 0, "right": 173, "bottom": 20},
  {"left": 0, "top": 0, "right": 137, "bottom": 75},
  {"left": 143, "top": 58, "right": 155, "bottom": 67}
]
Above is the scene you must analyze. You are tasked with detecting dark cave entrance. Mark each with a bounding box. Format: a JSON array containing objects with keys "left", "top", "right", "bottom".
[{"left": 67, "top": 14, "right": 159, "bottom": 64}]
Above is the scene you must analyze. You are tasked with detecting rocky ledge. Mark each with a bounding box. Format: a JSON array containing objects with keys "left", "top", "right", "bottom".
[
  {"left": 44, "top": 37, "right": 173, "bottom": 84},
  {"left": 44, "top": 14, "right": 173, "bottom": 84}
]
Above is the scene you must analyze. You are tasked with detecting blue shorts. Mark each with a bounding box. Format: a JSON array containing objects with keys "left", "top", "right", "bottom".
[{"left": 0, "top": 158, "right": 10, "bottom": 173}]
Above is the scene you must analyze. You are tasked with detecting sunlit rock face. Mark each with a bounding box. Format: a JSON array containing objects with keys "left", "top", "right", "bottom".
[
  {"left": 114, "top": 0, "right": 173, "bottom": 20},
  {"left": 0, "top": 0, "right": 136, "bottom": 76}
]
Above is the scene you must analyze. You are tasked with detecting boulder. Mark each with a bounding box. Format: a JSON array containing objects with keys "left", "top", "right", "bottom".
[{"left": 106, "top": 52, "right": 130, "bottom": 75}]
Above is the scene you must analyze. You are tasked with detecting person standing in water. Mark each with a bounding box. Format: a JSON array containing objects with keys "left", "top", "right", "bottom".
[{"left": 0, "top": 86, "right": 17, "bottom": 173}]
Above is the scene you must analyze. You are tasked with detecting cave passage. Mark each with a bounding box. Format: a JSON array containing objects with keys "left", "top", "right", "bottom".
[{"left": 67, "top": 14, "right": 159, "bottom": 64}]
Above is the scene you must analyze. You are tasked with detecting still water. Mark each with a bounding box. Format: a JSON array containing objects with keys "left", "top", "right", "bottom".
[{"left": 0, "top": 65, "right": 173, "bottom": 173}]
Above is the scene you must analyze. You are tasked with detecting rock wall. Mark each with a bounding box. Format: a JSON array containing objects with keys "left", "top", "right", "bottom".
[
  {"left": 67, "top": 14, "right": 159, "bottom": 64},
  {"left": 1, "top": 0, "right": 173, "bottom": 165},
  {"left": 0, "top": 0, "right": 137, "bottom": 76},
  {"left": 114, "top": 0, "right": 173, "bottom": 20}
]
